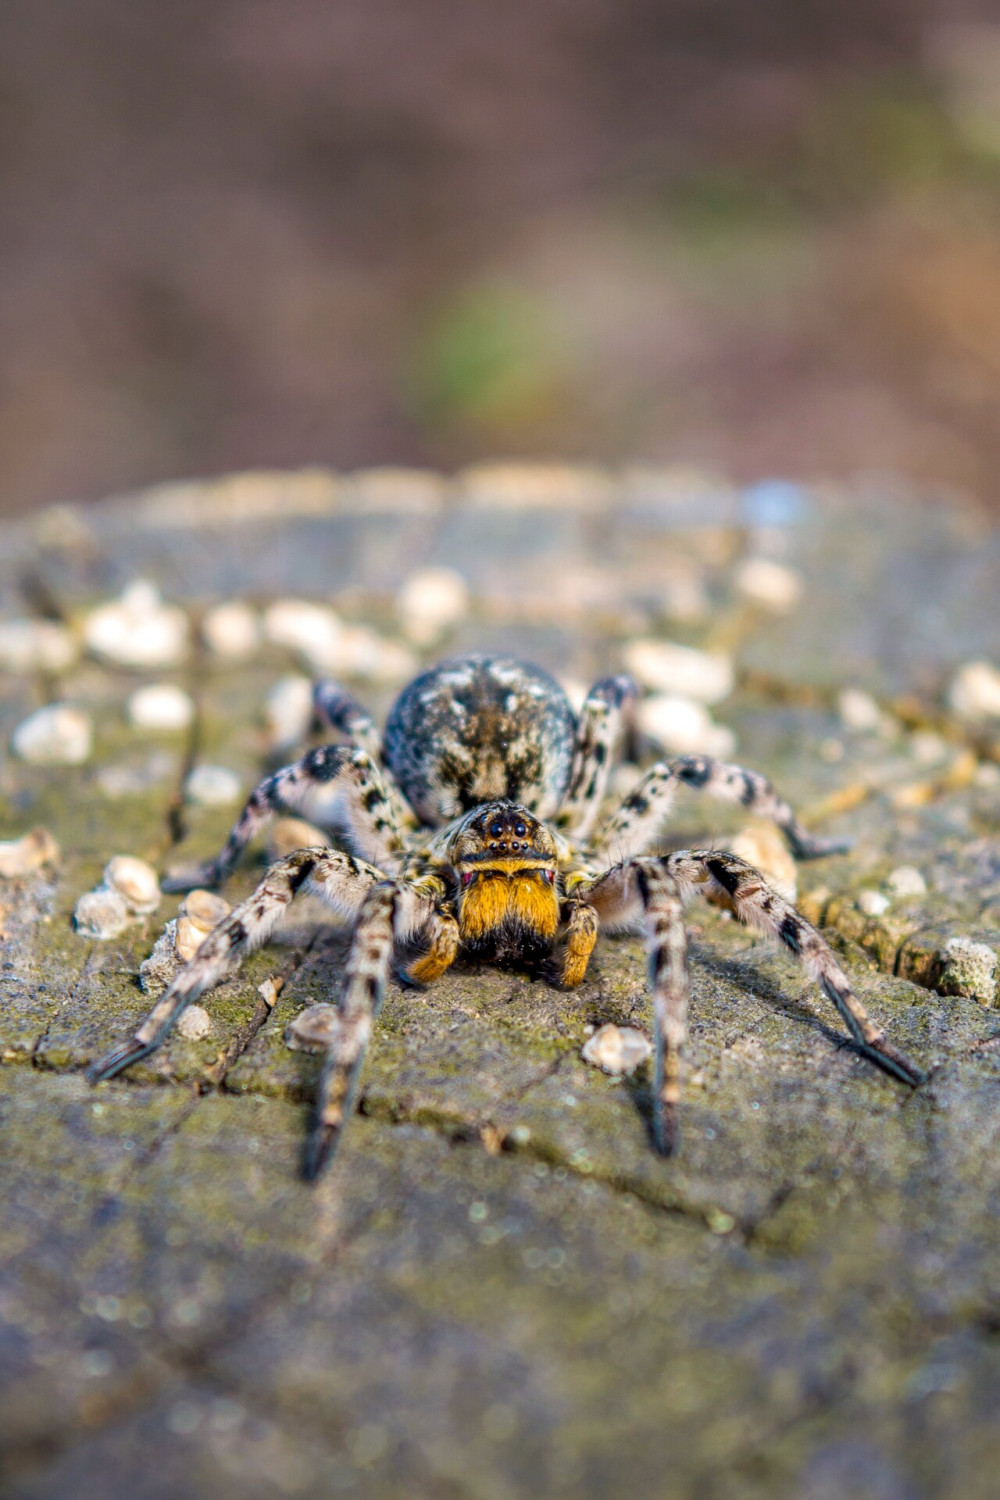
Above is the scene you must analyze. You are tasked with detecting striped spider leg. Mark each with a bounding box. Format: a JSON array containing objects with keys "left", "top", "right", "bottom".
[{"left": 577, "top": 850, "right": 923, "bottom": 1152}]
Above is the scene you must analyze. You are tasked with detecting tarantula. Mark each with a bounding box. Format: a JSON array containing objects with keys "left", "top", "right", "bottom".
[{"left": 88, "top": 653, "right": 923, "bottom": 1178}]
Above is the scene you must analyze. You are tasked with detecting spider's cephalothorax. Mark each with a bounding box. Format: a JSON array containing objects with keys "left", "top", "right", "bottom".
[{"left": 88, "top": 652, "right": 924, "bottom": 1179}]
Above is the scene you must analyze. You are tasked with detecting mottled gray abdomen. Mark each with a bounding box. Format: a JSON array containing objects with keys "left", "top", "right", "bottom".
[{"left": 383, "top": 654, "right": 576, "bottom": 825}]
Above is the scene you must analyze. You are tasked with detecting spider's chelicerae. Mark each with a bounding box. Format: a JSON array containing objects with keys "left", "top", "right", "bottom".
[{"left": 89, "top": 653, "right": 923, "bottom": 1178}]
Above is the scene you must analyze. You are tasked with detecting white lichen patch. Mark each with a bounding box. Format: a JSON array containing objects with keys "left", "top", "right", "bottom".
[
  {"left": 948, "top": 660, "right": 1000, "bottom": 720},
  {"left": 176, "top": 1005, "right": 213, "bottom": 1040},
  {"left": 857, "top": 889, "right": 891, "bottom": 918},
  {"left": 104, "top": 855, "right": 160, "bottom": 914},
  {"left": 185, "top": 764, "right": 242, "bottom": 806},
  {"left": 636, "top": 694, "right": 736, "bottom": 758},
  {"left": 201, "top": 601, "right": 261, "bottom": 660},
  {"left": 285, "top": 1003, "right": 341, "bottom": 1053},
  {"left": 397, "top": 567, "right": 469, "bottom": 645},
  {"left": 83, "top": 581, "right": 189, "bottom": 668},
  {"left": 939, "top": 937, "right": 998, "bottom": 1005},
  {"left": 12, "top": 704, "right": 92, "bottom": 765},
  {"left": 0, "top": 619, "right": 79, "bottom": 674},
  {"left": 0, "top": 827, "right": 60, "bottom": 878},
  {"left": 733, "top": 557, "right": 803, "bottom": 613},
  {"left": 623, "top": 639, "right": 733, "bottom": 704},
  {"left": 126, "top": 683, "right": 194, "bottom": 732},
  {"left": 581, "top": 1024, "right": 653, "bottom": 1075}
]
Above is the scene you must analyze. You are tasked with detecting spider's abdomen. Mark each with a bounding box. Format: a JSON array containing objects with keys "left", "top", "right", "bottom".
[{"left": 382, "top": 654, "right": 575, "bottom": 825}]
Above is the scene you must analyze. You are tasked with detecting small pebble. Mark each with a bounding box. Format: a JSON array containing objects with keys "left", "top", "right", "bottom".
[
  {"left": 939, "top": 937, "right": 997, "bottom": 1005},
  {"left": 733, "top": 557, "right": 803, "bottom": 613},
  {"left": 104, "top": 855, "right": 160, "bottom": 914},
  {"left": 175, "top": 889, "right": 231, "bottom": 960},
  {"left": 887, "top": 865, "right": 927, "bottom": 899},
  {"left": 623, "top": 640, "right": 733, "bottom": 705},
  {"left": 0, "top": 827, "right": 60, "bottom": 878},
  {"left": 285, "top": 1003, "right": 341, "bottom": 1053},
  {"left": 325, "top": 625, "right": 417, "bottom": 684},
  {"left": 838, "top": 688, "right": 882, "bottom": 734},
  {"left": 909, "top": 730, "right": 948, "bottom": 767},
  {"left": 185, "top": 765, "right": 242, "bottom": 806},
  {"left": 729, "top": 824, "right": 797, "bottom": 902},
  {"left": 581, "top": 1024, "right": 652, "bottom": 1075},
  {"left": 201, "top": 601, "right": 261, "bottom": 660},
  {"left": 857, "top": 889, "right": 891, "bottom": 918},
  {"left": 83, "top": 581, "right": 189, "bottom": 668},
  {"left": 126, "top": 684, "right": 194, "bottom": 732},
  {"left": 263, "top": 600, "right": 341, "bottom": 671},
  {"left": 265, "top": 675, "right": 313, "bottom": 751},
  {"left": 268, "top": 818, "right": 330, "bottom": 861},
  {"left": 637, "top": 694, "right": 735, "bottom": 758},
  {"left": 0, "top": 619, "right": 78, "bottom": 674},
  {"left": 74, "top": 887, "right": 131, "bottom": 939},
  {"left": 661, "top": 569, "right": 710, "bottom": 624},
  {"left": 183, "top": 889, "right": 231, "bottom": 930},
  {"left": 948, "top": 661, "right": 1000, "bottom": 721},
  {"left": 96, "top": 752, "right": 175, "bottom": 798},
  {"left": 257, "top": 977, "right": 284, "bottom": 1009},
  {"left": 12, "top": 704, "right": 93, "bottom": 765},
  {"left": 396, "top": 567, "right": 470, "bottom": 645},
  {"left": 176, "top": 1005, "right": 212, "bottom": 1040}
]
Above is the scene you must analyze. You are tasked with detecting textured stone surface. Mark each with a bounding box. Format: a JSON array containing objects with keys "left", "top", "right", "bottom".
[{"left": 2, "top": 467, "right": 1000, "bottom": 1499}]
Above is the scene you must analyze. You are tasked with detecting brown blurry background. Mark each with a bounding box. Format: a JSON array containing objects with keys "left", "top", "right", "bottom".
[{"left": 3, "top": 0, "right": 1000, "bottom": 517}]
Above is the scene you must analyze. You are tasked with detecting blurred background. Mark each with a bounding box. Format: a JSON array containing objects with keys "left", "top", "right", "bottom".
[{"left": 3, "top": 0, "right": 1000, "bottom": 518}]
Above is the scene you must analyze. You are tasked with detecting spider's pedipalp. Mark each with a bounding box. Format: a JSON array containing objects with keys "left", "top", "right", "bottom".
[
  {"left": 88, "top": 848, "right": 386, "bottom": 1085},
  {"left": 596, "top": 753, "right": 850, "bottom": 863},
  {"left": 558, "top": 674, "right": 637, "bottom": 840},
  {"left": 162, "top": 744, "right": 408, "bottom": 893}
]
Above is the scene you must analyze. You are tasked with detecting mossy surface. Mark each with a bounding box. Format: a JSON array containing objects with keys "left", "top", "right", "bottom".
[{"left": 3, "top": 471, "right": 1000, "bottom": 1498}]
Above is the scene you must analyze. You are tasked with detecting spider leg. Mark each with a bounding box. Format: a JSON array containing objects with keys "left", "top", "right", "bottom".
[
  {"left": 582, "top": 848, "right": 922, "bottom": 1151},
  {"left": 305, "top": 879, "right": 438, "bottom": 1180},
  {"left": 558, "top": 674, "right": 637, "bottom": 840},
  {"left": 313, "top": 681, "right": 417, "bottom": 832},
  {"left": 87, "top": 849, "right": 385, "bottom": 1084},
  {"left": 578, "top": 862, "right": 690, "bottom": 1152},
  {"left": 665, "top": 849, "right": 922, "bottom": 1086},
  {"left": 595, "top": 754, "right": 850, "bottom": 862},
  {"left": 162, "top": 745, "right": 406, "bottom": 892}
]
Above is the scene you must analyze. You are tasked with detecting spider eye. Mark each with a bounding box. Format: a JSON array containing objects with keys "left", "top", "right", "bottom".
[
  {"left": 489, "top": 820, "right": 504, "bottom": 838},
  {"left": 514, "top": 821, "right": 526, "bottom": 838}
]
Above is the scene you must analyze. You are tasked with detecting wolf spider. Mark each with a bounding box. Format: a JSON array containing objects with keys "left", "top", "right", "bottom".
[{"left": 88, "top": 653, "right": 922, "bottom": 1178}]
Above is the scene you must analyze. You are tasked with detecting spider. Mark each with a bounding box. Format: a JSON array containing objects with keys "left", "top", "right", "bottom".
[{"left": 88, "top": 652, "right": 923, "bottom": 1178}]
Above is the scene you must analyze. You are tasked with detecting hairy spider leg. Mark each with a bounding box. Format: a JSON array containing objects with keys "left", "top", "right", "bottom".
[
  {"left": 305, "top": 879, "right": 438, "bottom": 1180},
  {"left": 87, "top": 849, "right": 385, "bottom": 1085},
  {"left": 313, "top": 681, "right": 417, "bottom": 832},
  {"left": 595, "top": 754, "right": 852, "bottom": 863},
  {"left": 162, "top": 745, "right": 407, "bottom": 893},
  {"left": 558, "top": 674, "right": 637, "bottom": 840},
  {"left": 584, "top": 847, "right": 922, "bottom": 1150}
]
